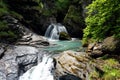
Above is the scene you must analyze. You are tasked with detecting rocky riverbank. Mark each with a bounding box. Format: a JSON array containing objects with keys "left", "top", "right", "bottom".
[
  {"left": 53, "top": 36, "right": 120, "bottom": 80},
  {"left": 0, "top": 21, "right": 50, "bottom": 80},
  {"left": 0, "top": 34, "right": 120, "bottom": 80}
]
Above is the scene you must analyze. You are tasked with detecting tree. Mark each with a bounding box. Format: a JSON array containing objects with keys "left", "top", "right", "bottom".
[{"left": 83, "top": 0, "right": 120, "bottom": 44}]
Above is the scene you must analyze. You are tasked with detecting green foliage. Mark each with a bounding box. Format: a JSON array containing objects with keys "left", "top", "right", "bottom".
[
  {"left": 0, "top": 31, "right": 17, "bottom": 39},
  {"left": 0, "top": 21, "right": 8, "bottom": 31},
  {"left": 0, "top": 0, "right": 22, "bottom": 42},
  {"left": 90, "top": 58, "right": 120, "bottom": 80},
  {"left": 0, "top": 21, "right": 18, "bottom": 42},
  {"left": 64, "top": 5, "right": 83, "bottom": 24},
  {"left": 59, "top": 31, "right": 71, "bottom": 40},
  {"left": 102, "top": 59, "right": 120, "bottom": 80},
  {"left": 42, "top": 9, "right": 54, "bottom": 16},
  {"left": 89, "top": 68, "right": 100, "bottom": 80},
  {"left": 103, "top": 69, "right": 120, "bottom": 80},
  {"left": 0, "top": 0, "right": 23, "bottom": 20},
  {"left": 55, "top": 0, "right": 70, "bottom": 12},
  {"left": 83, "top": 0, "right": 120, "bottom": 43},
  {"left": 10, "top": 11, "right": 23, "bottom": 20},
  {"left": 0, "top": 0, "right": 9, "bottom": 17}
]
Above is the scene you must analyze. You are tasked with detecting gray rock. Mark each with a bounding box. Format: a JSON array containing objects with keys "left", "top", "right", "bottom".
[
  {"left": 0, "top": 47, "right": 5, "bottom": 58},
  {"left": 0, "top": 60, "right": 6, "bottom": 80},
  {"left": 0, "top": 45, "right": 46, "bottom": 80},
  {"left": 0, "top": 44, "right": 8, "bottom": 59}
]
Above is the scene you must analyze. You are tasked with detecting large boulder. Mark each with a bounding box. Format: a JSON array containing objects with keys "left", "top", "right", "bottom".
[
  {"left": 87, "top": 36, "right": 120, "bottom": 58},
  {"left": 102, "top": 36, "right": 120, "bottom": 54},
  {"left": 87, "top": 42, "right": 103, "bottom": 58},
  {"left": 54, "top": 50, "right": 93, "bottom": 80}
]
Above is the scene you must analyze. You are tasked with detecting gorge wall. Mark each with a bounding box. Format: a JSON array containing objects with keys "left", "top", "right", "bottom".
[{"left": 2, "top": 0, "right": 92, "bottom": 39}]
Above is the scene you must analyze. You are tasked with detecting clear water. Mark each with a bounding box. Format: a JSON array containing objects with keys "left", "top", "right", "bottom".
[{"left": 44, "top": 40, "right": 82, "bottom": 52}]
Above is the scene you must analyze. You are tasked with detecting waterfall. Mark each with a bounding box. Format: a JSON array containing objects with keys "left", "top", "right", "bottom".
[
  {"left": 19, "top": 54, "right": 54, "bottom": 80},
  {"left": 45, "top": 23, "right": 68, "bottom": 40}
]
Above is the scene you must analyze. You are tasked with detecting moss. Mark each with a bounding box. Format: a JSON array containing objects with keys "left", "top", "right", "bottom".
[
  {"left": 89, "top": 69, "right": 100, "bottom": 80},
  {"left": 64, "top": 5, "right": 83, "bottom": 24},
  {"left": 42, "top": 9, "right": 53, "bottom": 16},
  {"left": 59, "top": 32, "right": 71, "bottom": 40},
  {"left": 89, "top": 58, "right": 120, "bottom": 80},
  {"left": 104, "top": 59, "right": 119, "bottom": 67},
  {"left": 103, "top": 69, "right": 120, "bottom": 80},
  {"left": 0, "top": 20, "right": 20, "bottom": 43}
]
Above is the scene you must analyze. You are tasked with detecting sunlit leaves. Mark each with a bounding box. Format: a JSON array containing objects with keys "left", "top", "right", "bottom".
[{"left": 83, "top": 0, "right": 120, "bottom": 43}]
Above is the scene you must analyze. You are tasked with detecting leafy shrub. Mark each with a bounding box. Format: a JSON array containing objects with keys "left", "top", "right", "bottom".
[{"left": 83, "top": 0, "right": 120, "bottom": 44}]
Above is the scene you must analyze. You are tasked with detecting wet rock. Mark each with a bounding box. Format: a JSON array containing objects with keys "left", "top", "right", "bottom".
[
  {"left": 14, "top": 46, "right": 39, "bottom": 73},
  {"left": 59, "top": 32, "right": 71, "bottom": 40},
  {"left": 0, "top": 43, "right": 8, "bottom": 59},
  {"left": 0, "top": 45, "right": 47, "bottom": 80},
  {"left": 54, "top": 50, "right": 93, "bottom": 80},
  {"left": 0, "top": 47, "right": 5, "bottom": 59}
]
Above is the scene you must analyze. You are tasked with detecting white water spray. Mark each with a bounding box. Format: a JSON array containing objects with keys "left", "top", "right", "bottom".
[
  {"left": 19, "top": 54, "right": 54, "bottom": 80},
  {"left": 45, "top": 23, "right": 68, "bottom": 40}
]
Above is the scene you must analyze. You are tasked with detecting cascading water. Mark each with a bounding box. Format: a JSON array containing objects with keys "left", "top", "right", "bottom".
[
  {"left": 19, "top": 54, "right": 55, "bottom": 80},
  {"left": 45, "top": 23, "right": 68, "bottom": 40}
]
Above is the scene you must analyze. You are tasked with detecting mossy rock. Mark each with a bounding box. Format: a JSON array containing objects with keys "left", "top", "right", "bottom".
[
  {"left": 102, "top": 36, "right": 120, "bottom": 54},
  {"left": 0, "top": 15, "right": 24, "bottom": 43},
  {"left": 89, "top": 58, "right": 120, "bottom": 80},
  {"left": 59, "top": 32, "right": 71, "bottom": 40}
]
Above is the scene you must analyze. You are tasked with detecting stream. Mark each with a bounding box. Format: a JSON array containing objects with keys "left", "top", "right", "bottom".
[
  {"left": 19, "top": 23, "right": 82, "bottom": 80},
  {"left": 44, "top": 39, "right": 81, "bottom": 52}
]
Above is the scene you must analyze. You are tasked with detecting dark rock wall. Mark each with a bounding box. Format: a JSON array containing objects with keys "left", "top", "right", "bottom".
[{"left": 3, "top": 0, "right": 92, "bottom": 38}]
